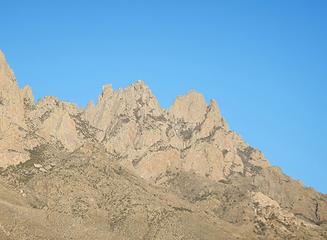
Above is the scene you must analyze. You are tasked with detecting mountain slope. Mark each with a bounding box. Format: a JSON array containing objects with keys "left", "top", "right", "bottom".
[{"left": 0, "top": 50, "right": 326, "bottom": 239}]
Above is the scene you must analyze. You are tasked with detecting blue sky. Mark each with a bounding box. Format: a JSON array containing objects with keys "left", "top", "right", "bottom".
[{"left": 1, "top": 0, "right": 326, "bottom": 193}]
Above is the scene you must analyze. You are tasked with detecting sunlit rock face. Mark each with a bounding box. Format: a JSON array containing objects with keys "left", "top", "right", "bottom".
[
  {"left": 0, "top": 50, "right": 269, "bottom": 179},
  {"left": 0, "top": 50, "right": 31, "bottom": 166},
  {"left": 0, "top": 50, "right": 326, "bottom": 240},
  {"left": 79, "top": 80, "right": 268, "bottom": 182}
]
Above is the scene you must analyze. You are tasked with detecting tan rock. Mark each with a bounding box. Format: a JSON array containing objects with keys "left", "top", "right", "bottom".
[
  {"left": 0, "top": 50, "right": 326, "bottom": 239},
  {"left": 33, "top": 164, "right": 43, "bottom": 168},
  {"left": 38, "top": 108, "right": 82, "bottom": 151},
  {"left": 168, "top": 90, "right": 207, "bottom": 123},
  {"left": 21, "top": 84, "right": 35, "bottom": 106},
  {"left": 0, "top": 50, "right": 30, "bottom": 167}
]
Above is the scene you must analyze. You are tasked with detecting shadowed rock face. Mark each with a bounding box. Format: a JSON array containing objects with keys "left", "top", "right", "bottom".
[{"left": 0, "top": 50, "right": 326, "bottom": 239}]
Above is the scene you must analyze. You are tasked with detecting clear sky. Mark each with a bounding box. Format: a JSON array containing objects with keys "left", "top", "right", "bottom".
[{"left": 1, "top": 1, "right": 326, "bottom": 193}]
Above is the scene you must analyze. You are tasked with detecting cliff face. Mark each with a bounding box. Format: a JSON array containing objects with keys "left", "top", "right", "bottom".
[
  {"left": 0, "top": 51, "right": 267, "bottom": 182},
  {"left": 0, "top": 50, "right": 326, "bottom": 240}
]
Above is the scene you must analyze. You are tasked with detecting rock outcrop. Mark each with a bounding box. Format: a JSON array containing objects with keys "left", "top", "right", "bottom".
[
  {"left": 0, "top": 50, "right": 32, "bottom": 166},
  {"left": 0, "top": 50, "right": 326, "bottom": 239}
]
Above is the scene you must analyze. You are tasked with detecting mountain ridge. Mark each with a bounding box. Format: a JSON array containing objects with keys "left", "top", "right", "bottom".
[{"left": 0, "top": 50, "right": 326, "bottom": 239}]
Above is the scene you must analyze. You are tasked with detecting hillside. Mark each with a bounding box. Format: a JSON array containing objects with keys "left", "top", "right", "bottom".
[{"left": 0, "top": 50, "right": 326, "bottom": 239}]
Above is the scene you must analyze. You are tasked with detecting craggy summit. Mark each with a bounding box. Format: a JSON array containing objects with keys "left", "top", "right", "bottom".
[{"left": 0, "top": 50, "right": 326, "bottom": 239}]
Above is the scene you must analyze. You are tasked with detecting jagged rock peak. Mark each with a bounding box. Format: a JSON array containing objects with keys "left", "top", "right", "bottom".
[
  {"left": 0, "top": 49, "right": 5, "bottom": 64},
  {"left": 98, "top": 80, "right": 156, "bottom": 102},
  {"left": 21, "top": 84, "right": 35, "bottom": 104},
  {"left": 33, "top": 96, "right": 80, "bottom": 115},
  {"left": 99, "top": 80, "right": 161, "bottom": 111},
  {"left": 117, "top": 80, "right": 153, "bottom": 97},
  {"left": 209, "top": 99, "right": 219, "bottom": 113},
  {"left": 208, "top": 99, "right": 227, "bottom": 129},
  {"left": 37, "top": 96, "right": 61, "bottom": 106},
  {"left": 207, "top": 99, "right": 222, "bottom": 120},
  {"left": 168, "top": 90, "right": 210, "bottom": 123},
  {"left": 86, "top": 100, "right": 95, "bottom": 109},
  {"left": 100, "top": 84, "right": 114, "bottom": 101},
  {"left": 0, "top": 49, "right": 16, "bottom": 83},
  {"left": 0, "top": 49, "right": 7, "bottom": 67},
  {"left": 82, "top": 80, "right": 163, "bottom": 132},
  {"left": 130, "top": 79, "right": 147, "bottom": 88}
]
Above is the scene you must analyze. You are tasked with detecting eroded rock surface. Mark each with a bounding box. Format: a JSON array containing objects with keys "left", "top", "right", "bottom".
[{"left": 0, "top": 50, "right": 326, "bottom": 239}]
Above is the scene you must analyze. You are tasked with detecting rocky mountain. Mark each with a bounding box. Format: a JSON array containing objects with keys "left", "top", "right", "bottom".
[{"left": 0, "top": 49, "right": 326, "bottom": 239}]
